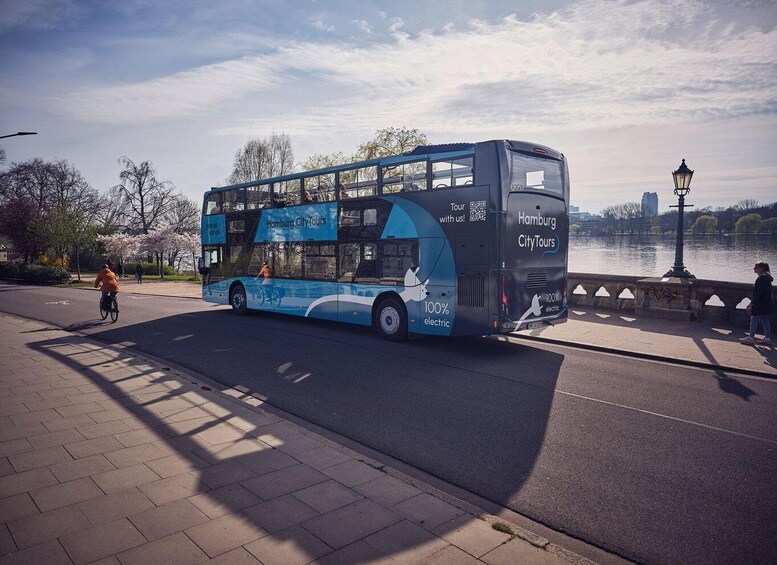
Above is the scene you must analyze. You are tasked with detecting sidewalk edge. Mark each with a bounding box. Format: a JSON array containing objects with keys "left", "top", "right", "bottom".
[{"left": 512, "top": 334, "right": 776, "bottom": 379}]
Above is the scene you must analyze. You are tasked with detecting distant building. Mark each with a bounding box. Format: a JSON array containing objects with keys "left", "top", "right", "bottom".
[
  {"left": 570, "top": 205, "right": 580, "bottom": 214},
  {"left": 641, "top": 192, "right": 658, "bottom": 217}
]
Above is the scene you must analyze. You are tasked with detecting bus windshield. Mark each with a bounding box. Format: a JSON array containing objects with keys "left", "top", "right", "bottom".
[{"left": 508, "top": 152, "right": 564, "bottom": 197}]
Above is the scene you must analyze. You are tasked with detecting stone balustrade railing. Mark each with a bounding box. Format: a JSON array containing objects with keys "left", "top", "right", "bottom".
[{"left": 567, "top": 272, "right": 777, "bottom": 326}]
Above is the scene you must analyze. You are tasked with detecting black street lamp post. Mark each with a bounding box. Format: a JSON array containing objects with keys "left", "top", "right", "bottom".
[
  {"left": 0, "top": 132, "right": 37, "bottom": 140},
  {"left": 665, "top": 158, "right": 695, "bottom": 278}
]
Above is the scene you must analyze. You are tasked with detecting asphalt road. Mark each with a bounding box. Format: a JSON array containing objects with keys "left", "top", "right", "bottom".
[{"left": 1, "top": 283, "right": 776, "bottom": 565}]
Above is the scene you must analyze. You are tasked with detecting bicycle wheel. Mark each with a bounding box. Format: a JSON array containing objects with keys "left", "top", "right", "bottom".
[
  {"left": 109, "top": 298, "right": 119, "bottom": 323},
  {"left": 271, "top": 288, "right": 282, "bottom": 307},
  {"left": 99, "top": 297, "right": 109, "bottom": 320}
]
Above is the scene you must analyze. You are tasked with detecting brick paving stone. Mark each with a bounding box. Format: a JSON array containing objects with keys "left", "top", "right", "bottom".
[
  {"left": 0, "top": 539, "right": 73, "bottom": 565},
  {"left": 241, "top": 464, "right": 328, "bottom": 501},
  {"left": 253, "top": 424, "right": 325, "bottom": 456},
  {"left": 0, "top": 422, "right": 48, "bottom": 443},
  {"left": 23, "top": 396, "right": 74, "bottom": 412},
  {"left": 301, "top": 498, "right": 401, "bottom": 550},
  {"left": 319, "top": 459, "right": 385, "bottom": 488},
  {"left": 0, "top": 467, "right": 58, "bottom": 498},
  {"left": 76, "top": 420, "right": 132, "bottom": 439},
  {"left": 43, "top": 414, "right": 96, "bottom": 433},
  {"left": 8, "top": 504, "right": 91, "bottom": 549},
  {"left": 245, "top": 524, "right": 333, "bottom": 565},
  {"left": 423, "top": 544, "right": 480, "bottom": 564},
  {"left": 236, "top": 447, "right": 298, "bottom": 476},
  {"left": 37, "top": 386, "right": 82, "bottom": 399},
  {"left": 391, "top": 493, "right": 466, "bottom": 530},
  {"left": 0, "top": 457, "right": 13, "bottom": 477},
  {"left": 55, "top": 401, "right": 106, "bottom": 418},
  {"left": 194, "top": 438, "right": 273, "bottom": 465},
  {"left": 30, "top": 477, "right": 104, "bottom": 512},
  {"left": 0, "top": 404, "right": 31, "bottom": 418},
  {"left": 27, "top": 428, "right": 84, "bottom": 450},
  {"left": 78, "top": 488, "right": 155, "bottom": 524},
  {"left": 292, "top": 480, "right": 363, "bottom": 514},
  {"left": 184, "top": 512, "right": 268, "bottom": 558},
  {"left": 363, "top": 519, "right": 450, "bottom": 563},
  {"left": 292, "top": 446, "right": 353, "bottom": 470},
  {"left": 205, "top": 547, "right": 261, "bottom": 565},
  {"left": 432, "top": 514, "right": 512, "bottom": 558},
  {"left": 91, "top": 463, "right": 160, "bottom": 494},
  {"left": 242, "top": 494, "right": 319, "bottom": 534},
  {"left": 103, "top": 442, "right": 172, "bottom": 468},
  {"left": 145, "top": 452, "right": 210, "bottom": 479},
  {"left": 313, "top": 539, "right": 390, "bottom": 564},
  {"left": 116, "top": 531, "right": 209, "bottom": 565},
  {"left": 480, "top": 537, "right": 566, "bottom": 565},
  {"left": 0, "top": 439, "right": 32, "bottom": 458},
  {"left": 161, "top": 406, "right": 211, "bottom": 423},
  {"left": 0, "top": 523, "right": 16, "bottom": 556},
  {"left": 139, "top": 472, "right": 209, "bottom": 505},
  {"left": 113, "top": 427, "right": 167, "bottom": 448},
  {"left": 195, "top": 423, "right": 247, "bottom": 446},
  {"left": 187, "top": 483, "right": 262, "bottom": 519},
  {"left": 196, "top": 461, "right": 255, "bottom": 489},
  {"left": 88, "top": 408, "right": 130, "bottom": 424},
  {"left": 11, "top": 408, "right": 64, "bottom": 426},
  {"left": 50, "top": 454, "right": 115, "bottom": 483},
  {"left": 64, "top": 435, "right": 124, "bottom": 459},
  {"left": 352, "top": 474, "right": 423, "bottom": 507},
  {"left": 8, "top": 445, "right": 72, "bottom": 472},
  {"left": 59, "top": 517, "right": 147, "bottom": 565},
  {"left": 0, "top": 493, "right": 38, "bottom": 525},
  {"left": 129, "top": 498, "right": 209, "bottom": 541}
]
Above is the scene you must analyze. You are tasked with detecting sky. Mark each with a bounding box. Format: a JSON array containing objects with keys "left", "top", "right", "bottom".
[{"left": 1, "top": 0, "right": 775, "bottom": 214}]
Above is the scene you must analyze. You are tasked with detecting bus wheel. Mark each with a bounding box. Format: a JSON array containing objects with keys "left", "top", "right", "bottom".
[
  {"left": 230, "top": 284, "right": 247, "bottom": 315},
  {"left": 375, "top": 297, "right": 408, "bottom": 342}
]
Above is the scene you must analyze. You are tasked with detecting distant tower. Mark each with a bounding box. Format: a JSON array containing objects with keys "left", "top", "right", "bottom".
[{"left": 641, "top": 192, "right": 658, "bottom": 217}]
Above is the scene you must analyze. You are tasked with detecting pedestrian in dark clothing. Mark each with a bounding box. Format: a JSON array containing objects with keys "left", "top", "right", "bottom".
[
  {"left": 118, "top": 262, "right": 125, "bottom": 279},
  {"left": 135, "top": 263, "right": 144, "bottom": 285},
  {"left": 740, "top": 261, "right": 773, "bottom": 345}
]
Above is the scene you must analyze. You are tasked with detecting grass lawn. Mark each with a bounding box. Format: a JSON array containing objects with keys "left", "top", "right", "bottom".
[{"left": 67, "top": 273, "right": 200, "bottom": 287}]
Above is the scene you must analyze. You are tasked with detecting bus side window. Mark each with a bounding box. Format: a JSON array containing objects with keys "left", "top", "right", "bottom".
[
  {"left": 247, "top": 185, "right": 271, "bottom": 209},
  {"left": 432, "top": 157, "right": 473, "bottom": 188},
  {"left": 205, "top": 193, "right": 222, "bottom": 215},
  {"left": 340, "top": 166, "right": 377, "bottom": 199},
  {"left": 382, "top": 161, "right": 427, "bottom": 194}
]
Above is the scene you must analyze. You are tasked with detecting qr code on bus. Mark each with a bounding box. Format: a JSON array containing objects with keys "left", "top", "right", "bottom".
[{"left": 469, "top": 200, "right": 487, "bottom": 222}]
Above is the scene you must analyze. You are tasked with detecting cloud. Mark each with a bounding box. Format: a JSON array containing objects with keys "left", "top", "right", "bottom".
[
  {"left": 311, "top": 20, "right": 335, "bottom": 33},
  {"left": 50, "top": 0, "right": 777, "bottom": 133},
  {"left": 0, "top": 0, "right": 84, "bottom": 33},
  {"left": 352, "top": 19, "right": 373, "bottom": 34}
]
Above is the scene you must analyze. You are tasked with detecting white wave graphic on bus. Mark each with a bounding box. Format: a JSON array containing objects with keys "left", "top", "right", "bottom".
[{"left": 304, "top": 267, "right": 429, "bottom": 317}]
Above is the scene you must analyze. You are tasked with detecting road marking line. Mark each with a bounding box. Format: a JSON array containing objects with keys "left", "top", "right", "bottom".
[{"left": 556, "top": 390, "right": 777, "bottom": 446}]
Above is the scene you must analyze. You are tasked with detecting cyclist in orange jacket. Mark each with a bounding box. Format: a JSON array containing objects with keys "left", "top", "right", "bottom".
[{"left": 95, "top": 259, "right": 121, "bottom": 312}]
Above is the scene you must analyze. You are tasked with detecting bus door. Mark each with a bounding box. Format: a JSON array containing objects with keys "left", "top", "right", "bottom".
[{"left": 503, "top": 192, "right": 567, "bottom": 328}]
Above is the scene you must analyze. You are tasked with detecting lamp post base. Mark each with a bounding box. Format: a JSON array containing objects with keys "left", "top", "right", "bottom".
[{"left": 663, "top": 268, "right": 696, "bottom": 279}]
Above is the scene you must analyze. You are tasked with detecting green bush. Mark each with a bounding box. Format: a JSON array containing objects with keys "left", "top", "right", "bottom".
[
  {"left": 0, "top": 262, "right": 71, "bottom": 284},
  {"left": 134, "top": 262, "right": 176, "bottom": 276}
]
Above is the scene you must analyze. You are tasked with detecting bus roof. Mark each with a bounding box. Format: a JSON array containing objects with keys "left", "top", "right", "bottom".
[{"left": 207, "top": 143, "right": 477, "bottom": 194}]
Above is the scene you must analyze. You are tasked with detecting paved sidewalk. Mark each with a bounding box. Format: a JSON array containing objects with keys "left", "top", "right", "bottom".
[
  {"left": 0, "top": 313, "right": 583, "bottom": 565},
  {"left": 513, "top": 308, "right": 776, "bottom": 377}
]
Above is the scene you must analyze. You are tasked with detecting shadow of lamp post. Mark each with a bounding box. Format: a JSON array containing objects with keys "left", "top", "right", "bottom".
[
  {"left": 0, "top": 132, "right": 37, "bottom": 140},
  {"left": 665, "top": 158, "right": 695, "bottom": 278}
]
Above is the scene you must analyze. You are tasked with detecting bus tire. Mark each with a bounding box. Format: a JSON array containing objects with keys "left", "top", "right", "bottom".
[
  {"left": 375, "top": 297, "right": 408, "bottom": 342},
  {"left": 230, "top": 284, "right": 247, "bottom": 315}
]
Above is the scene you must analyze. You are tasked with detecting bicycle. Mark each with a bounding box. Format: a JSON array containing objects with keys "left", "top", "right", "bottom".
[
  {"left": 254, "top": 283, "right": 282, "bottom": 307},
  {"left": 99, "top": 293, "right": 119, "bottom": 323}
]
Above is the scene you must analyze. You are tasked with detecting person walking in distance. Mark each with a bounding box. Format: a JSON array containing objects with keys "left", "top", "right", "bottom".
[
  {"left": 740, "top": 261, "right": 773, "bottom": 345},
  {"left": 135, "top": 262, "right": 144, "bottom": 284}
]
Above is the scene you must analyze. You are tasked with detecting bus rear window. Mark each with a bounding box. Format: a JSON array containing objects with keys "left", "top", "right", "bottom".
[{"left": 509, "top": 153, "right": 563, "bottom": 195}]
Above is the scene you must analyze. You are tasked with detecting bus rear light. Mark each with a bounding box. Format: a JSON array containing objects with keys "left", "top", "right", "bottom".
[
  {"left": 533, "top": 147, "right": 547, "bottom": 154},
  {"left": 500, "top": 274, "right": 509, "bottom": 314}
]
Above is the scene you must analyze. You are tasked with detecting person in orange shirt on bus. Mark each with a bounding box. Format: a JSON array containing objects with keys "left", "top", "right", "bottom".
[{"left": 257, "top": 261, "right": 273, "bottom": 284}]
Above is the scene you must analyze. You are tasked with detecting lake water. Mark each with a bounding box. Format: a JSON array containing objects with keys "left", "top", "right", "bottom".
[{"left": 569, "top": 235, "right": 777, "bottom": 283}]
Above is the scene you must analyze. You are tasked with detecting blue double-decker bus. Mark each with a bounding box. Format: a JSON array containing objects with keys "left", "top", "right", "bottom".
[{"left": 199, "top": 139, "right": 569, "bottom": 340}]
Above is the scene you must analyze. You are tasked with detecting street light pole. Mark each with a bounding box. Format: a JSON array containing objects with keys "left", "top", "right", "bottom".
[
  {"left": 665, "top": 159, "right": 695, "bottom": 278},
  {"left": 0, "top": 132, "right": 37, "bottom": 140}
]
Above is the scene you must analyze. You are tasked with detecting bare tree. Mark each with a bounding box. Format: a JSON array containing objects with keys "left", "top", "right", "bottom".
[
  {"left": 113, "top": 157, "right": 176, "bottom": 234},
  {"left": 227, "top": 134, "right": 294, "bottom": 184},
  {"left": 164, "top": 194, "right": 200, "bottom": 235},
  {"left": 355, "top": 127, "right": 428, "bottom": 161}
]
